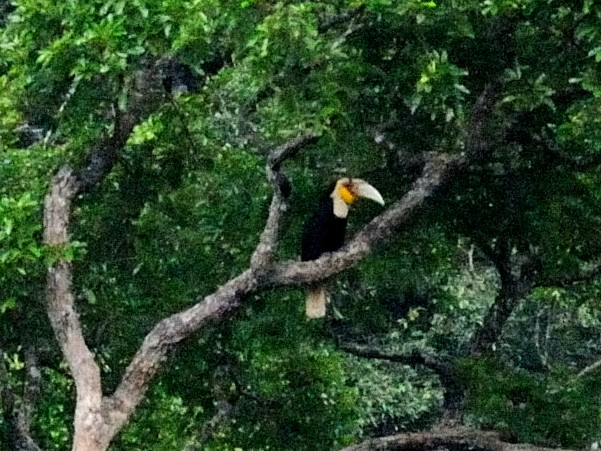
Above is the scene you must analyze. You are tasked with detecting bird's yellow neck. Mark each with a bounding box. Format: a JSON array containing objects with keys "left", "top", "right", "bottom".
[{"left": 339, "top": 186, "right": 356, "bottom": 204}]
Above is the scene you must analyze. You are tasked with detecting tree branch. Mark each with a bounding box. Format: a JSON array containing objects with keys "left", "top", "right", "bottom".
[
  {"left": 339, "top": 427, "right": 573, "bottom": 451},
  {"left": 42, "top": 59, "right": 174, "bottom": 450},
  {"left": 469, "top": 242, "right": 540, "bottom": 355},
  {"left": 251, "top": 132, "right": 319, "bottom": 271},
  {"left": 576, "top": 358, "right": 601, "bottom": 379},
  {"left": 76, "top": 58, "right": 167, "bottom": 191},
  {"left": 0, "top": 345, "right": 43, "bottom": 451},
  {"left": 340, "top": 342, "right": 465, "bottom": 414},
  {"left": 100, "top": 143, "right": 462, "bottom": 445},
  {"left": 267, "top": 152, "right": 462, "bottom": 287},
  {"left": 106, "top": 133, "right": 319, "bottom": 439},
  {"left": 534, "top": 130, "right": 601, "bottom": 172},
  {"left": 40, "top": 76, "right": 504, "bottom": 451},
  {"left": 339, "top": 343, "right": 450, "bottom": 375},
  {"left": 465, "top": 82, "right": 504, "bottom": 159},
  {"left": 538, "top": 260, "right": 601, "bottom": 289},
  {"left": 44, "top": 168, "right": 102, "bottom": 401}
]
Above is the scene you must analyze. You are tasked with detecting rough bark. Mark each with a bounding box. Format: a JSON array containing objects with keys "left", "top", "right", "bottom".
[
  {"left": 267, "top": 152, "right": 462, "bottom": 288},
  {"left": 469, "top": 240, "right": 540, "bottom": 355},
  {"left": 44, "top": 169, "right": 108, "bottom": 449},
  {"left": 42, "top": 138, "right": 461, "bottom": 450},
  {"left": 339, "top": 428, "right": 574, "bottom": 451},
  {"left": 41, "top": 58, "right": 172, "bottom": 451},
  {"left": 250, "top": 132, "right": 319, "bottom": 272},
  {"left": 41, "top": 80, "right": 503, "bottom": 450}
]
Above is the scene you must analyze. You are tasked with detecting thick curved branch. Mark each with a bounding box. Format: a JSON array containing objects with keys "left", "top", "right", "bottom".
[
  {"left": 267, "top": 152, "right": 462, "bottom": 286},
  {"left": 101, "top": 140, "right": 460, "bottom": 440},
  {"left": 42, "top": 59, "right": 175, "bottom": 450},
  {"left": 44, "top": 168, "right": 101, "bottom": 404},
  {"left": 107, "top": 269, "right": 257, "bottom": 434},
  {"left": 251, "top": 132, "right": 319, "bottom": 271},
  {"left": 339, "top": 428, "right": 573, "bottom": 451},
  {"left": 40, "top": 78, "right": 504, "bottom": 450},
  {"left": 107, "top": 133, "right": 318, "bottom": 436}
]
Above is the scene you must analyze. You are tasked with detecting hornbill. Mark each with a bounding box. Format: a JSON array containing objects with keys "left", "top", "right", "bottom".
[{"left": 301, "top": 178, "right": 384, "bottom": 318}]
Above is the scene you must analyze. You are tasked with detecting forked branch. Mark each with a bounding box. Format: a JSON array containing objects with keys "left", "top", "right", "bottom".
[{"left": 42, "top": 81, "right": 503, "bottom": 450}]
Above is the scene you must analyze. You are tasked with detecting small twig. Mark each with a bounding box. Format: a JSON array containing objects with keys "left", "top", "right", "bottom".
[
  {"left": 534, "top": 303, "right": 550, "bottom": 370},
  {"left": 317, "top": 6, "right": 365, "bottom": 33},
  {"left": 577, "top": 358, "right": 601, "bottom": 379},
  {"left": 465, "top": 82, "right": 504, "bottom": 159},
  {"left": 251, "top": 132, "right": 319, "bottom": 271},
  {"left": 183, "top": 400, "right": 235, "bottom": 451},
  {"left": 537, "top": 260, "right": 601, "bottom": 289},
  {"left": 0, "top": 345, "right": 43, "bottom": 451},
  {"left": 535, "top": 129, "right": 601, "bottom": 171}
]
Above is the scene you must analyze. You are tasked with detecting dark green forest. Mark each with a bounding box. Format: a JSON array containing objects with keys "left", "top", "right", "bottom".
[{"left": 2, "top": 0, "right": 601, "bottom": 449}]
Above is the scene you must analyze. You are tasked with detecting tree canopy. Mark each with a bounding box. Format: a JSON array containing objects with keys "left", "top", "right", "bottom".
[{"left": 2, "top": 0, "right": 601, "bottom": 450}]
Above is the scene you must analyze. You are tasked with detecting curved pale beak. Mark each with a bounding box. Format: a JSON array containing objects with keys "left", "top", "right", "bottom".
[{"left": 353, "top": 179, "right": 385, "bottom": 205}]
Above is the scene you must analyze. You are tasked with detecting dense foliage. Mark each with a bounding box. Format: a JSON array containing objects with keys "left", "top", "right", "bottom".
[{"left": 2, "top": 0, "right": 601, "bottom": 449}]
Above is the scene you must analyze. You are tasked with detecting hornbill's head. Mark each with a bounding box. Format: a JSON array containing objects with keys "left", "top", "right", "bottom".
[{"left": 330, "top": 178, "right": 385, "bottom": 218}]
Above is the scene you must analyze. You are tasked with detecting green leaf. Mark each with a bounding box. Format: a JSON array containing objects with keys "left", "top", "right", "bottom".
[{"left": 82, "top": 287, "right": 97, "bottom": 304}]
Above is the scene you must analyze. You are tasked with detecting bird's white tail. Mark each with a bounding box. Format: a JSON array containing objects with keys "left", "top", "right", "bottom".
[{"left": 306, "top": 286, "right": 327, "bottom": 318}]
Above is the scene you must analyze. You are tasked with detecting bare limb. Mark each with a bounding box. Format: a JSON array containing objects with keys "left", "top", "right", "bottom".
[
  {"left": 107, "top": 272, "right": 258, "bottom": 437},
  {"left": 339, "top": 427, "right": 573, "bottom": 451},
  {"left": 107, "top": 133, "right": 319, "bottom": 437},
  {"left": 577, "top": 358, "right": 601, "bottom": 379},
  {"left": 44, "top": 168, "right": 102, "bottom": 400},
  {"left": 76, "top": 58, "right": 167, "bottom": 191},
  {"left": 267, "top": 132, "right": 318, "bottom": 171},
  {"left": 80, "top": 140, "right": 458, "bottom": 449},
  {"left": 465, "top": 82, "right": 504, "bottom": 159},
  {"left": 267, "top": 152, "right": 462, "bottom": 287},
  {"left": 42, "top": 59, "right": 176, "bottom": 450},
  {"left": 339, "top": 343, "right": 450, "bottom": 374},
  {"left": 39, "top": 74, "right": 504, "bottom": 451},
  {"left": 100, "top": 147, "right": 463, "bottom": 443},
  {"left": 534, "top": 130, "right": 601, "bottom": 172},
  {"left": 251, "top": 133, "right": 319, "bottom": 271},
  {"left": 0, "top": 345, "right": 43, "bottom": 451}
]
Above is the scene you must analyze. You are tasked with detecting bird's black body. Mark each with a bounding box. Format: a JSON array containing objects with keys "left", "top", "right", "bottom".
[
  {"left": 301, "top": 185, "right": 347, "bottom": 261},
  {"left": 300, "top": 178, "right": 384, "bottom": 318}
]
